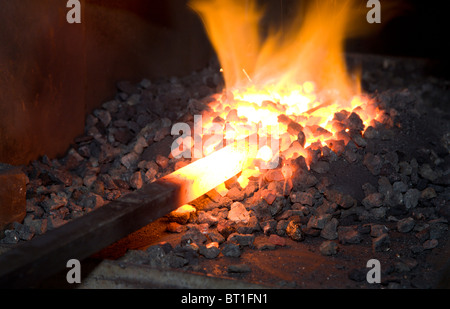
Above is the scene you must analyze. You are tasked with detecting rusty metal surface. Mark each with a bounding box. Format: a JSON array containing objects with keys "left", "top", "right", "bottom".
[{"left": 77, "top": 260, "right": 268, "bottom": 289}]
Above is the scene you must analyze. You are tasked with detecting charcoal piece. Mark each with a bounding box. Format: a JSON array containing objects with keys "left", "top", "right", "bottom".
[
  {"left": 221, "top": 242, "right": 241, "bottom": 257},
  {"left": 316, "top": 200, "right": 338, "bottom": 215},
  {"left": 362, "top": 193, "right": 384, "bottom": 209},
  {"left": 226, "top": 187, "right": 245, "bottom": 202},
  {"left": 269, "top": 196, "right": 286, "bottom": 217},
  {"left": 404, "top": 188, "right": 420, "bottom": 209},
  {"left": 235, "top": 214, "right": 260, "bottom": 234},
  {"left": 276, "top": 219, "right": 288, "bottom": 236},
  {"left": 331, "top": 119, "right": 346, "bottom": 132},
  {"left": 170, "top": 249, "right": 194, "bottom": 268},
  {"left": 167, "top": 222, "right": 186, "bottom": 233},
  {"left": 363, "top": 126, "right": 379, "bottom": 139},
  {"left": 113, "top": 128, "right": 133, "bottom": 145},
  {"left": 260, "top": 219, "right": 277, "bottom": 235},
  {"left": 0, "top": 230, "right": 19, "bottom": 244},
  {"left": 207, "top": 230, "right": 225, "bottom": 244},
  {"left": 217, "top": 219, "right": 236, "bottom": 239},
  {"left": 399, "top": 161, "right": 413, "bottom": 176},
  {"left": 393, "top": 181, "right": 408, "bottom": 193},
  {"left": 324, "top": 189, "right": 356, "bottom": 210},
  {"left": 227, "top": 233, "right": 255, "bottom": 247},
  {"left": 397, "top": 217, "right": 415, "bottom": 233},
  {"left": 297, "top": 131, "right": 306, "bottom": 148},
  {"left": 285, "top": 219, "right": 304, "bottom": 242},
  {"left": 292, "top": 172, "right": 318, "bottom": 191},
  {"left": 307, "top": 214, "right": 331, "bottom": 230},
  {"left": 227, "top": 202, "right": 250, "bottom": 223},
  {"left": 421, "top": 187, "right": 437, "bottom": 199},
  {"left": 320, "top": 218, "right": 339, "bottom": 240},
  {"left": 292, "top": 155, "right": 308, "bottom": 172},
  {"left": 129, "top": 171, "right": 143, "bottom": 190},
  {"left": 423, "top": 239, "right": 438, "bottom": 250},
  {"left": 337, "top": 226, "right": 362, "bottom": 244},
  {"left": 180, "top": 226, "right": 207, "bottom": 246},
  {"left": 290, "top": 191, "right": 313, "bottom": 206},
  {"left": 372, "top": 233, "right": 390, "bottom": 252},
  {"left": 336, "top": 130, "right": 351, "bottom": 145},
  {"left": 419, "top": 164, "right": 439, "bottom": 183},
  {"left": 198, "top": 244, "right": 220, "bottom": 259},
  {"left": 370, "top": 224, "right": 389, "bottom": 237},
  {"left": 120, "top": 152, "right": 139, "bottom": 169},
  {"left": 363, "top": 153, "right": 383, "bottom": 176},
  {"left": 197, "top": 211, "right": 219, "bottom": 227},
  {"left": 79, "top": 193, "right": 104, "bottom": 210},
  {"left": 42, "top": 193, "right": 68, "bottom": 212},
  {"left": 321, "top": 146, "right": 338, "bottom": 162},
  {"left": 28, "top": 218, "right": 48, "bottom": 235},
  {"left": 12, "top": 222, "right": 35, "bottom": 241},
  {"left": 287, "top": 121, "right": 303, "bottom": 136},
  {"left": 349, "top": 130, "right": 367, "bottom": 147},
  {"left": 248, "top": 198, "right": 271, "bottom": 221},
  {"left": 311, "top": 160, "right": 330, "bottom": 174},
  {"left": 277, "top": 114, "right": 291, "bottom": 125},
  {"left": 415, "top": 227, "right": 430, "bottom": 243},
  {"left": 334, "top": 110, "right": 350, "bottom": 122},
  {"left": 154, "top": 127, "right": 171, "bottom": 142},
  {"left": 326, "top": 139, "right": 345, "bottom": 156},
  {"left": 378, "top": 176, "right": 392, "bottom": 195},
  {"left": 99, "top": 174, "right": 119, "bottom": 190},
  {"left": 48, "top": 169, "right": 73, "bottom": 187}
]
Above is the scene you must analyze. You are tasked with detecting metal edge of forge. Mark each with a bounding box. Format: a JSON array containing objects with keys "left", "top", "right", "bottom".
[
  {"left": 76, "top": 259, "right": 270, "bottom": 289},
  {"left": 0, "top": 180, "right": 181, "bottom": 288},
  {"left": 0, "top": 140, "right": 253, "bottom": 288}
]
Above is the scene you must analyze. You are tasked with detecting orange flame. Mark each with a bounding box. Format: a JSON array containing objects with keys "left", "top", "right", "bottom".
[{"left": 188, "top": 0, "right": 384, "bottom": 190}]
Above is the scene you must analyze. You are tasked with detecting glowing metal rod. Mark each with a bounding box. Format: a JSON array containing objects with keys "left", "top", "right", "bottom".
[
  {"left": 161, "top": 137, "right": 256, "bottom": 205},
  {"left": 0, "top": 135, "right": 257, "bottom": 288}
]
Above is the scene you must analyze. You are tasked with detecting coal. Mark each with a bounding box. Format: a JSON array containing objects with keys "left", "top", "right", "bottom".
[
  {"left": 285, "top": 219, "right": 304, "bottom": 242},
  {"left": 337, "top": 226, "right": 362, "bottom": 244},
  {"left": 221, "top": 242, "right": 241, "bottom": 257},
  {"left": 3, "top": 55, "right": 448, "bottom": 290},
  {"left": 320, "top": 218, "right": 339, "bottom": 240},
  {"left": 227, "top": 233, "right": 255, "bottom": 247},
  {"left": 423, "top": 239, "right": 438, "bottom": 250},
  {"left": 397, "top": 217, "right": 415, "bottom": 233},
  {"left": 199, "top": 244, "right": 220, "bottom": 259},
  {"left": 372, "top": 233, "right": 390, "bottom": 252}
]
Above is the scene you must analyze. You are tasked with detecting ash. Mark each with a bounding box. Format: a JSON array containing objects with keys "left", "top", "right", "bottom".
[{"left": 2, "top": 55, "right": 449, "bottom": 289}]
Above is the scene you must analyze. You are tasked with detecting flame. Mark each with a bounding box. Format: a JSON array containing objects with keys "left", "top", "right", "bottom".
[{"left": 187, "top": 0, "right": 384, "bottom": 190}]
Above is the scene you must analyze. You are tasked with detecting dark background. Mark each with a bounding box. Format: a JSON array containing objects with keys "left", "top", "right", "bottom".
[
  {"left": 260, "top": 0, "right": 450, "bottom": 78},
  {"left": 346, "top": 0, "right": 450, "bottom": 78}
]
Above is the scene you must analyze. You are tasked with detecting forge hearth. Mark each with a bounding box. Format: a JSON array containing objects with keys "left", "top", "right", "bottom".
[
  {"left": 1, "top": 0, "right": 450, "bottom": 292},
  {"left": 0, "top": 53, "right": 448, "bottom": 289}
]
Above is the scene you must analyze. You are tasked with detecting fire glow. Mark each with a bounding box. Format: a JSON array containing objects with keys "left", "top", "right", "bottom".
[{"left": 170, "top": 0, "right": 388, "bottom": 201}]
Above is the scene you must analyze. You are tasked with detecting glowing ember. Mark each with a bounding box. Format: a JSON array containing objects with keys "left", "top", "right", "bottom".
[{"left": 183, "top": 0, "right": 386, "bottom": 192}]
